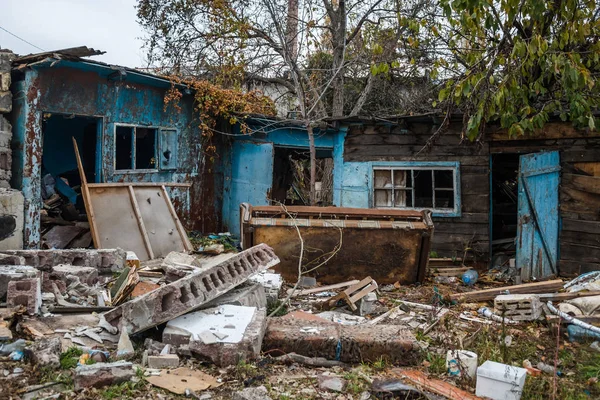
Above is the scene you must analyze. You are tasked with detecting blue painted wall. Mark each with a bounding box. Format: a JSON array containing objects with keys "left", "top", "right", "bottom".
[{"left": 11, "top": 61, "right": 210, "bottom": 247}]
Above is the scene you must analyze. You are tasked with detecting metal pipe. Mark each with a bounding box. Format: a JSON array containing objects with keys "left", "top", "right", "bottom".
[{"left": 546, "top": 301, "right": 600, "bottom": 335}]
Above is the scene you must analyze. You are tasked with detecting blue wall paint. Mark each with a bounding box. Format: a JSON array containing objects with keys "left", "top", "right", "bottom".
[{"left": 11, "top": 62, "right": 203, "bottom": 247}]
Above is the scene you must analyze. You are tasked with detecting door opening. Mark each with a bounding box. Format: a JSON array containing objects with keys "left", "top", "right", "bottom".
[
  {"left": 491, "top": 153, "right": 520, "bottom": 267},
  {"left": 271, "top": 147, "right": 334, "bottom": 206},
  {"left": 40, "top": 113, "right": 101, "bottom": 249}
]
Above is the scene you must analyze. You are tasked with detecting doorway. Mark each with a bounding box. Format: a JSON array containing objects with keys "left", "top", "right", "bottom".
[
  {"left": 270, "top": 146, "right": 334, "bottom": 206},
  {"left": 39, "top": 113, "right": 102, "bottom": 248},
  {"left": 491, "top": 153, "right": 519, "bottom": 267}
]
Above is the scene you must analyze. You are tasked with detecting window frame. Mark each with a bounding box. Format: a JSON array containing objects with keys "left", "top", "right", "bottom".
[
  {"left": 371, "top": 161, "right": 461, "bottom": 217},
  {"left": 113, "top": 124, "right": 177, "bottom": 173}
]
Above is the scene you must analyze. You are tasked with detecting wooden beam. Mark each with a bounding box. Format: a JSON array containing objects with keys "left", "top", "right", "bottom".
[
  {"left": 562, "top": 173, "right": 600, "bottom": 195},
  {"left": 450, "top": 279, "right": 564, "bottom": 302},
  {"left": 127, "top": 185, "right": 155, "bottom": 260},
  {"left": 72, "top": 138, "right": 101, "bottom": 249},
  {"left": 489, "top": 122, "right": 598, "bottom": 141},
  {"left": 87, "top": 182, "right": 192, "bottom": 188},
  {"left": 537, "top": 291, "right": 600, "bottom": 302},
  {"left": 161, "top": 185, "right": 194, "bottom": 252},
  {"left": 289, "top": 280, "right": 360, "bottom": 297}
]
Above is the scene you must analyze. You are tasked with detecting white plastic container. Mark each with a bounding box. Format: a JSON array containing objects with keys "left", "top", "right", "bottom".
[
  {"left": 476, "top": 360, "right": 527, "bottom": 400},
  {"left": 446, "top": 350, "right": 478, "bottom": 379}
]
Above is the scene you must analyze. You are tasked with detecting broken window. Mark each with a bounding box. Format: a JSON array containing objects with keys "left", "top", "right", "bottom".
[
  {"left": 373, "top": 166, "right": 459, "bottom": 214},
  {"left": 114, "top": 125, "right": 157, "bottom": 171}
]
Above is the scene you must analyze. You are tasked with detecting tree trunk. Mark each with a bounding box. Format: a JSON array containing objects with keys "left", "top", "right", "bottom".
[
  {"left": 285, "top": 0, "right": 299, "bottom": 60},
  {"left": 331, "top": 0, "right": 346, "bottom": 117},
  {"left": 307, "top": 123, "right": 317, "bottom": 205}
]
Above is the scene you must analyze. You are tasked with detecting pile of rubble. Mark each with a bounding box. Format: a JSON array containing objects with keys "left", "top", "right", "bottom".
[{"left": 1, "top": 247, "right": 600, "bottom": 399}]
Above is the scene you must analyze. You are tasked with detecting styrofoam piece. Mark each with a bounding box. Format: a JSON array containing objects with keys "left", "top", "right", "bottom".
[
  {"left": 446, "top": 350, "right": 478, "bottom": 379},
  {"left": 165, "top": 305, "right": 256, "bottom": 344},
  {"left": 476, "top": 360, "right": 527, "bottom": 400}
]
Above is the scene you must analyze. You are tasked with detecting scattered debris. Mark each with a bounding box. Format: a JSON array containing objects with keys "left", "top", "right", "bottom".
[
  {"left": 317, "top": 374, "right": 347, "bottom": 392},
  {"left": 73, "top": 360, "right": 135, "bottom": 390},
  {"left": 476, "top": 361, "right": 527, "bottom": 400},
  {"left": 325, "top": 276, "right": 378, "bottom": 311},
  {"left": 145, "top": 367, "right": 221, "bottom": 394}
]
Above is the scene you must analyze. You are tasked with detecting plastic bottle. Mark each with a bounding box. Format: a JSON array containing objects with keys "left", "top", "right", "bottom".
[
  {"left": 537, "top": 362, "right": 562, "bottom": 376},
  {"left": 567, "top": 324, "right": 600, "bottom": 342},
  {"left": 0, "top": 339, "right": 26, "bottom": 356},
  {"left": 462, "top": 269, "right": 479, "bottom": 286}
]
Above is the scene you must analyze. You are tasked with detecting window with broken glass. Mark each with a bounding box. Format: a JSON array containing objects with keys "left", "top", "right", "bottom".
[
  {"left": 114, "top": 125, "right": 158, "bottom": 171},
  {"left": 373, "top": 167, "right": 458, "bottom": 213}
]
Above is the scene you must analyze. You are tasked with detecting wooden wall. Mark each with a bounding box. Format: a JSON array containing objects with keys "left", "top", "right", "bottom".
[
  {"left": 490, "top": 135, "right": 600, "bottom": 276},
  {"left": 344, "top": 121, "right": 490, "bottom": 260}
]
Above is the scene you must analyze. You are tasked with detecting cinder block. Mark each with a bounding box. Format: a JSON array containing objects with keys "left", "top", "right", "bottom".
[
  {"left": 147, "top": 354, "right": 179, "bottom": 369},
  {"left": 0, "top": 265, "right": 39, "bottom": 300},
  {"left": 0, "top": 189, "right": 24, "bottom": 251},
  {"left": 0, "top": 248, "right": 127, "bottom": 274},
  {"left": 494, "top": 294, "right": 542, "bottom": 321},
  {"left": 74, "top": 361, "right": 134, "bottom": 390},
  {"left": 263, "top": 318, "right": 420, "bottom": 364},
  {"left": 7, "top": 277, "right": 41, "bottom": 314},
  {"left": 104, "top": 244, "right": 279, "bottom": 334},
  {"left": 0, "top": 91, "right": 11, "bottom": 113}
]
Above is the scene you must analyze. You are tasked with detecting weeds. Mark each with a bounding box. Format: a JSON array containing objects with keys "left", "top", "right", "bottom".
[{"left": 59, "top": 347, "right": 83, "bottom": 370}]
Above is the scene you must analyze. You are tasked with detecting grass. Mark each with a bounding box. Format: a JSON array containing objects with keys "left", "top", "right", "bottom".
[
  {"left": 267, "top": 300, "right": 288, "bottom": 317},
  {"left": 59, "top": 346, "right": 83, "bottom": 370}
]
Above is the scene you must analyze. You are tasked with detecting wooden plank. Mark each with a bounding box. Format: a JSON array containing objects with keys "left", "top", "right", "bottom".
[
  {"left": 450, "top": 279, "right": 564, "bottom": 302},
  {"left": 127, "top": 185, "right": 155, "bottom": 260},
  {"left": 432, "top": 212, "right": 489, "bottom": 224},
  {"left": 562, "top": 218, "right": 600, "bottom": 235},
  {"left": 537, "top": 291, "right": 600, "bottom": 302},
  {"left": 393, "top": 369, "right": 482, "bottom": 400},
  {"left": 72, "top": 138, "right": 100, "bottom": 249},
  {"left": 560, "top": 242, "right": 600, "bottom": 263},
  {"left": 161, "top": 185, "right": 194, "bottom": 252},
  {"left": 559, "top": 259, "right": 600, "bottom": 276},
  {"left": 88, "top": 182, "right": 192, "bottom": 188},
  {"left": 343, "top": 154, "right": 491, "bottom": 166},
  {"left": 574, "top": 162, "right": 600, "bottom": 177},
  {"left": 562, "top": 173, "right": 600, "bottom": 195},
  {"left": 290, "top": 280, "right": 360, "bottom": 297},
  {"left": 561, "top": 186, "right": 600, "bottom": 208},
  {"left": 560, "top": 229, "right": 600, "bottom": 247},
  {"left": 489, "top": 123, "right": 598, "bottom": 141},
  {"left": 434, "top": 223, "right": 489, "bottom": 235}
]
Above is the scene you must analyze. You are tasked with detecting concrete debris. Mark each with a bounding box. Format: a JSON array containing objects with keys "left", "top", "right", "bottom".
[
  {"left": 0, "top": 248, "right": 127, "bottom": 274},
  {"left": 103, "top": 244, "right": 279, "bottom": 334},
  {"left": 232, "top": 385, "right": 272, "bottom": 400},
  {"left": 51, "top": 264, "right": 98, "bottom": 286},
  {"left": 201, "top": 282, "right": 267, "bottom": 310},
  {"left": 249, "top": 271, "right": 282, "bottom": 302},
  {"left": 116, "top": 329, "right": 135, "bottom": 358},
  {"left": 147, "top": 354, "right": 180, "bottom": 369},
  {"left": 316, "top": 311, "right": 366, "bottom": 325},
  {"left": 0, "top": 265, "right": 39, "bottom": 300},
  {"left": 74, "top": 361, "right": 135, "bottom": 390},
  {"left": 27, "top": 337, "right": 62, "bottom": 367},
  {"left": 317, "top": 374, "right": 347, "bottom": 392},
  {"left": 7, "top": 278, "right": 42, "bottom": 315}
]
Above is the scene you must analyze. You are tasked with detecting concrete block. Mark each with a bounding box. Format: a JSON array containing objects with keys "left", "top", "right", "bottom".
[
  {"left": 249, "top": 271, "right": 282, "bottom": 302},
  {"left": 104, "top": 244, "right": 279, "bottom": 334},
  {"left": 0, "top": 248, "right": 127, "bottom": 273},
  {"left": 41, "top": 271, "right": 67, "bottom": 294},
  {"left": 7, "top": 277, "right": 41, "bottom": 314},
  {"left": 494, "top": 294, "right": 542, "bottom": 321},
  {"left": 201, "top": 282, "right": 267, "bottom": 310},
  {"left": 162, "top": 251, "right": 201, "bottom": 282},
  {"left": 0, "top": 91, "right": 11, "bottom": 113},
  {"left": 0, "top": 265, "right": 39, "bottom": 300},
  {"left": 186, "top": 306, "right": 267, "bottom": 366},
  {"left": 0, "top": 189, "right": 24, "bottom": 251},
  {"left": 52, "top": 264, "right": 98, "bottom": 286},
  {"left": 74, "top": 361, "right": 134, "bottom": 390},
  {"left": 0, "top": 72, "right": 9, "bottom": 92},
  {"left": 147, "top": 354, "right": 179, "bottom": 369},
  {"left": 263, "top": 318, "right": 420, "bottom": 364}
]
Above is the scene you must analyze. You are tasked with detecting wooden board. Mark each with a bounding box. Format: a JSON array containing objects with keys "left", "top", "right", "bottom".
[{"left": 450, "top": 279, "right": 564, "bottom": 302}]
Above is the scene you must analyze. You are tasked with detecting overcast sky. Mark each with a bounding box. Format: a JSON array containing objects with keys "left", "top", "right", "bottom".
[{"left": 1, "top": 0, "right": 147, "bottom": 67}]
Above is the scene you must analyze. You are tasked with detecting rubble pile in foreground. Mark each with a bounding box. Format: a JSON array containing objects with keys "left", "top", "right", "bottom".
[{"left": 1, "top": 248, "right": 600, "bottom": 400}]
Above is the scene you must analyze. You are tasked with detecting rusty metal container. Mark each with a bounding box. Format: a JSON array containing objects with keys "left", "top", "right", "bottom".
[{"left": 240, "top": 204, "right": 434, "bottom": 285}]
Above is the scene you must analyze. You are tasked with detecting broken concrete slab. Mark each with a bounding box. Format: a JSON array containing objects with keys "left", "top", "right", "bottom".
[
  {"left": 27, "top": 337, "right": 62, "bottom": 367},
  {"left": 162, "top": 251, "right": 200, "bottom": 282},
  {"left": 52, "top": 265, "right": 98, "bottom": 286},
  {"left": 263, "top": 318, "right": 420, "bottom": 364},
  {"left": 7, "top": 278, "right": 41, "bottom": 315},
  {"left": 249, "top": 271, "right": 282, "bottom": 302},
  {"left": 74, "top": 361, "right": 135, "bottom": 390},
  {"left": 148, "top": 354, "right": 180, "bottom": 369},
  {"left": 104, "top": 244, "right": 279, "bottom": 334},
  {"left": 164, "top": 304, "right": 267, "bottom": 366},
  {"left": 201, "top": 282, "right": 267, "bottom": 310},
  {"left": 0, "top": 265, "right": 40, "bottom": 300},
  {"left": 0, "top": 248, "right": 127, "bottom": 274},
  {"left": 232, "top": 385, "right": 272, "bottom": 400}
]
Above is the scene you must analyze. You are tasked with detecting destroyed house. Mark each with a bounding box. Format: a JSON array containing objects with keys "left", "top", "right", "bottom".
[
  {"left": 329, "top": 114, "right": 600, "bottom": 280},
  {"left": 9, "top": 49, "right": 217, "bottom": 248}
]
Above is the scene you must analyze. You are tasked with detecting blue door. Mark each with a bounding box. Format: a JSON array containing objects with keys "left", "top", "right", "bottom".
[
  {"left": 226, "top": 141, "right": 274, "bottom": 237},
  {"left": 516, "top": 151, "right": 560, "bottom": 280}
]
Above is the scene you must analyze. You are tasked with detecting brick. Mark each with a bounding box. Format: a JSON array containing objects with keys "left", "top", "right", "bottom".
[
  {"left": 7, "top": 277, "right": 41, "bottom": 314},
  {"left": 0, "top": 248, "right": 127, "bottom": 274},
  {"left": 494, "top": 294, "right": 542, "bottom": 321},
  {"left": 104, "top": 244, "right": 279, "bottom": 334},
  {"left": 0, "top": 265, "right": 39, "bottom": 300},
  {"left": 186, "top": 306, "right": 267, "bottom": 366},
  {"left": 263, "top": 318, "right": 420, "bottom": 364},
  {"left": 0, "top": 91, "right": 11, "bottom": 113},
  {"left": 74, "top": 361, "right": 134, "bottom": 390},
  {"left": 147, "top": 354, "right": 179, "bottom": 369},
  {"left": 52, "top": 264, "right": 98, "bottom": 286}
]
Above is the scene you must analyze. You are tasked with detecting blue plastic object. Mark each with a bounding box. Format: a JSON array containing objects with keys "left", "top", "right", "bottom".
[
  {"left": 567, "top": 324, "right": 600, "bottom": 342},
  {"left": 462, "top": 269, "right": 479, "bottom": 286}
]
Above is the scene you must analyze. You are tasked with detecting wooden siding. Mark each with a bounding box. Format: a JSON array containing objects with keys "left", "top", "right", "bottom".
[{"left": 344, "top": 122, "right": 490, "bottom": 260}]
